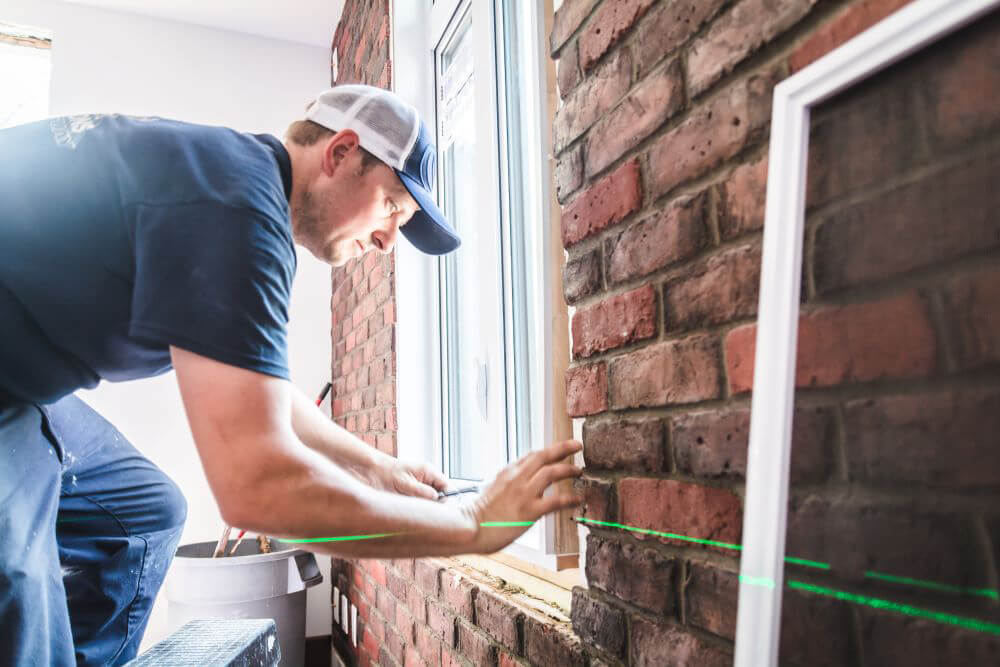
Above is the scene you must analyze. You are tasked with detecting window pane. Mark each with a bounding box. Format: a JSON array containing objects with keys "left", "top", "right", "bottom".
[
  {"left": 438, "top": 10, "right": 494, "bottom": 481},
  {"left": 0, "top": 26, "right": 52, "bottom": 129}
]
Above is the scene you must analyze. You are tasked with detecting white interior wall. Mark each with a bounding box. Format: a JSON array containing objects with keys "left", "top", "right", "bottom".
[{"left": 3, "top": 0, "right": 336, "bottom": 647}]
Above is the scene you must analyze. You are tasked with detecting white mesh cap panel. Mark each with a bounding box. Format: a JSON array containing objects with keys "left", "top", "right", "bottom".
[{"left": 305, "top": 85, "right": 420, "bottom": 171}]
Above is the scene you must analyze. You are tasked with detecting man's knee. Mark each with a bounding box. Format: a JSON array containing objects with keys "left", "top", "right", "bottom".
[{"left": 153, "top": 473, "right": 187, "bottom": 534}]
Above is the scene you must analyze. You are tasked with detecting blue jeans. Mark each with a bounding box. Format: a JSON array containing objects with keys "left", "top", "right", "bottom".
[{"left": 0, "top": 394, "right": 187, "bottom": 666}]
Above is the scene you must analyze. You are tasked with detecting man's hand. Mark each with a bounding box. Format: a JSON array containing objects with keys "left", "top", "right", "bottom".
[
  {"left": 465, "top": 439, "right": 583, "bottom": 554},
  {"left": 369, "top": 459, "right": 448, "bottom": 500}
]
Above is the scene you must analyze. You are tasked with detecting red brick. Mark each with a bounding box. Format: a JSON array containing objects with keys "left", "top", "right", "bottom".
[
  {"left": 619, "top": 478, "right": 742, "bottom": 548},
  {"left": 585, "top": 535, "right": 677, "bottom": 614},
  {"left": 414, "top": 624, "right": 440, "bottom": 665},
  {"left": 684, "top": 564, "right": 738, "bottom": 638},
  {"left": 427, "top": 600, "right": 456, "bottom": 645},
  {"left": 497, "top": 651, "right": 520, "bottom": 667},
  {"left": 604, "top": 192, "right": 709, "bottom": 285},
  {"left": 440, "top": 570, "right": 476, "bottom": 622},
  {"left": 584, "top": 59, "right": 684, "bottom": 177},
  {"left": 578, "top": 0, "right": 655, "bottom": 72},
  {"left": 522, "top": 612, "right": 586, "bottom": 667},
  {"left": 561, "top": 159, "right": 642, "bottom": 247},
  {"left": 572, "top": 285, "right": 657, "bottom": 358},
  {"left": 570, "top": 589, "right": 625, "bottom": 657},
  {"left": 786, "top": 495, "right": 988, "bottom": 586},
  {"left": 634, "top": 0, "right": 727, "bottom": 78},
  {"left": 844, "top": 387, "right": 1000, "bottom": 488},
  {"left": 441, "top": 646, "right": 467, "bottom": 667},
  {"left": 456, "top": 621, "right": 496, "bottom": 667},
  {"left": 554, "top": 48, "right": 632, "bottom": 152},
  {"left": 363, "top": 626, "right": 381, "bottom": 663},
  {"left": 648, "top": 68, "right": 776, "bottom": 197},
  {"left": 395, "top": 605, "right": 415, "bottom": 645},
  {"left": 403, "top": 645, "right": 425, "bottom": 667},
  {"left": 664, "top": 243, "right": 761, "bottom": 331},
  {"left": 671, "top": 405, "right": 835, "bottom": 483},
  {"left": 474, "top": 589, "right": 521, "bottom": 651},
  {"left": 406, "top": 586, "right": 427, "bottom": 625},
  {"left": 551, "top": 0, "right": 598, "bottom": 53},
  {"left": 631, "top": 618, "right": 730, "bottom": 667},
  {"left": 557, "top": 38, "right": 583, "bottom": 99},
  {"left": 858, "top": 606, "right": 1000, "bottom": 667},
  {"left": 574, "top": 476, "right": 616, "bottom": 522},
  {"left": 945, "top": 267, "right": 1000, "bottom": 371},
  {"left": 725, "top": 292, "right": 938, "bottom": 394},
  {"left": 609, "top": 334, "right": 721, "bottom": 409},
  {"left": 688, "top": 0, "right": 817, "bottom": 95},
  {"left": 790, "top": 0, "right": 913, "bottom": 72},
  {"left": 554, "top": 144, "right": 584, "bottom": 204},
  {"left": 582, "top": 417, "right": 665, "bottom": 472},
  {"left": 718, "top": 155, "right": 767, "bottom": 240},
  {"left": 565, "top": 362, "right": 608, "bottom": 417},
  {"left": 414, "top": 560, "right": 440, "bottom": 597},
  {"left": 813, "top": 150, "right": 1000, "bottom": 295},
  {"left": 562, "top": 248, "right": 602, "bottom": 304}
]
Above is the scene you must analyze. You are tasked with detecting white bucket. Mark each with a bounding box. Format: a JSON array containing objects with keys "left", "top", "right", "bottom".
[{"left": 165, "top": 539, "right": 323, "bottom": 666}]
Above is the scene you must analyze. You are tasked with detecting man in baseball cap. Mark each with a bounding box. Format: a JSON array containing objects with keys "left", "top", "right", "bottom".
[{"left": 0, "top": 85, "right": 580, "bottom": 664}]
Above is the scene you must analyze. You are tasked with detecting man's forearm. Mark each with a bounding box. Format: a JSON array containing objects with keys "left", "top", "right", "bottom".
[
  {"left": 289, "top": 382, "right": 388, "bottom": 476},
  {"left": 227, "top": 434, "right": 477, "bottom": 559}
]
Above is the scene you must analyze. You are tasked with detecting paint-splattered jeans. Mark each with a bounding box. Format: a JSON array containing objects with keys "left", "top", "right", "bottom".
[{"left": 0, "top": 394, "right": 187, "bottom": 666}]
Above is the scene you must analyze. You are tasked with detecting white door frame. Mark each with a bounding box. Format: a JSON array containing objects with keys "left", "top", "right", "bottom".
[{"left": 734, "top": 0, "right": 1000, "bottom": 664}]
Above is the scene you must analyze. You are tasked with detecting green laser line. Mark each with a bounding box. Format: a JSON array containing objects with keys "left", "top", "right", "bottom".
[
  {"left": 739, "top": 574, "right": 775, "bottom": 589},
  {"left": 864, "top": 570, "right": 1000, "bottom": 601},
  {"left": 282, "top": 533, "right": 401, "bottom": 543},
  {"left": 786, "top": 579, "right": 1000, "bottom": 637},
  {"left": 574, "top": 517, "right": 743, "bottom": 551},
  {"left": 784, "top": 556, "right": 831, "bottom": 570}
]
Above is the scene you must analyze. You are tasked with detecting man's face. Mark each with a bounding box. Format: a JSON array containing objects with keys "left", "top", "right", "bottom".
[{"left": 291, "top": 132, "right": 419, "bottom": 266}]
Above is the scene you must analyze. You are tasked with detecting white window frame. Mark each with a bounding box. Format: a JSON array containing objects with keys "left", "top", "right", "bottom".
[
  {"left": 394, "top": 1, "right": 572, "bottom": 568},
  {"left": 733, "top": 0, "right": 1000, "bottom": 664}
]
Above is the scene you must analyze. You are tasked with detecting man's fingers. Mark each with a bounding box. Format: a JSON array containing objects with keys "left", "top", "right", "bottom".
[
  {"left": 529, "top": 463, "right": 582, "bottom": 496},
  {"left": 401, "top": 476, "right": 439, "bottom": 500},
  {"left": 521, "top": 440, "right": 582, "bottom": 477}
]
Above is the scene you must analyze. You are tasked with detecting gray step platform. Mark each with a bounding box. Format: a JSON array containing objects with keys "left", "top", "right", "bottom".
[{"left": 125, "top": 619, "right": 280, "bottom": 666}]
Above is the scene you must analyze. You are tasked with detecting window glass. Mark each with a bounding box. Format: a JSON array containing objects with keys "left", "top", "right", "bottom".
[{"left": 0, "top": 23, "right": 52, "bottom": 128}]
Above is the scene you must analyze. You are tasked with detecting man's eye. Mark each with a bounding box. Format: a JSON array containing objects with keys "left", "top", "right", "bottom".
[{"left": 387, "top": 199, "right": 399, "bottom": 214}]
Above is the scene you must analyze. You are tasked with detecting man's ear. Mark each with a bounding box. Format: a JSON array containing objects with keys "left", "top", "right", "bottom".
[{"left": 321, "top": 129, "right": 362, "bottom": 177}]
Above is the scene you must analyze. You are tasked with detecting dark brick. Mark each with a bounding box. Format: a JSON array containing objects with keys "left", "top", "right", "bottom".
[
  {"left": 574, "top": 476, "right": 616, "bottom": 522},
  {"left": 557, "top": 38, "right": 583, "bottom": 99},
  {"left": 563, "top": 248, "right": 602, "bottom": 304},
  {"left": 551, "top": 0, "right": 598, "bottom": 54},
  {"left": 414, "top": 560, "right": 440, "bottom": 597},
  {"left": 554, "top": 48, "right": 632, "bottom": 152},
  {"left": 585, "top": 535, "right": 677, "bottom": 614},
  {"left": 440, "top": 570, "right": 476, "bottom": 622},
  {"left": 427, "top": 600, "right": 456, "bottom": 646},
  {"left": 631, "top": 618, "right": 730, "bottom": 666},
  {"left": 570, "top": 589, "right": 625, "bottom": 657},
  {"left": 813, "top": 150, "right": 1000, "bottom": 295},
  {"left": 685, "top": 564, "right": 738, "bottom": 639},
  {"left": 671, "top": 405, "right": 835, "bottom": 483},
  {"left": 664, "top": 243, "right": 761, "bottom": 331},
  {"left": 860, "top": 606, "right": 1000, "bottom": 666},
  {"left": 456, "top": 621, "right": 496, "bottom": 667},
  {"left": 522, "top": 612, "right": 586, "bottom": 667},
  {"left": 583, "top": 417, "right": 666, "bottom": 472},
  {"left": 786, "top": 495, "right": 991, "bottom": 586},
  {"left": 780, "top": 588, "right": 857, "bottom": 666},
  {"left": 844, "top": 387, "right": 1000, "bottom": 488},
  {"left": 605, "top": 192, "right": 709, "bottom": 285},
  {"left": 554, "top": 144, "right": 584, "bottom": 204},
  {"left": 609, "top": 334, "right": 721, "bottom": 409},
  {"left": 942, "top": 267, "right": 1000, "bottom": 371},
  {"left": 790, "top": 0, "right": 913, "bottom": 72}
]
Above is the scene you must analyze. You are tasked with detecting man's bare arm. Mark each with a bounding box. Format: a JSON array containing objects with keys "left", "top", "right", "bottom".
[{"left": 170, "top": 346, "right": 581, "bottom": 558}]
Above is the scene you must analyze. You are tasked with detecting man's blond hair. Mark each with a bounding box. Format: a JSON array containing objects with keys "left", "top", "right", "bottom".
[{"left": 285, "top": 103, "right": 380, "bottom": 170}]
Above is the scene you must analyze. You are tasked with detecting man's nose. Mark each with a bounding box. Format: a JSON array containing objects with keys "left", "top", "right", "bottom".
[{"left": 374, "top": 221, "right": 399, "bottom": 254}]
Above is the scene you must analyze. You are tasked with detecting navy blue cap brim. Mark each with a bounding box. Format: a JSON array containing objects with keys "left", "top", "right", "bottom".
[{"left": 396, "top": 170, "right": 461, "bottom": 255}]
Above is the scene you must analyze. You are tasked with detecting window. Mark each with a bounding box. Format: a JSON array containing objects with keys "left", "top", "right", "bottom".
[
  {"left": 0, "top": 22, "right": 52, "bottom": 129},
  {"left": 394, "top": 0, "right": 576, "bottom": 568}
]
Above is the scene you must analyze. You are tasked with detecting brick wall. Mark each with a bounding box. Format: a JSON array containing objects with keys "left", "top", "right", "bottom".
[
  {"left": 330, "top": 0, "right": 1000, "bottom": 664},
  {"left": 329, "top": 0, "right": 398, "bottom": 459},
  {"left": 554, "top": 0, "right": 1000, "bottom": 664}
]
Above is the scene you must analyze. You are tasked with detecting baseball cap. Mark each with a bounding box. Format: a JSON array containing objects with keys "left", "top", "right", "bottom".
[{"left": 305, "top": 85, "right": 461, "bottom": 255}]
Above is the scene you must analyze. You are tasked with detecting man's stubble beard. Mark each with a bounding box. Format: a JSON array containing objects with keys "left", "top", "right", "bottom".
[{"left": 293, "top": 189, "right": 337, "bottom": 264}]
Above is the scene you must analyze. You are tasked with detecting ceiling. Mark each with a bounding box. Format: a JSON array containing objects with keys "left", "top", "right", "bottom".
[{"left": 63, "top": 0, "right": 345, "bottom": 48}]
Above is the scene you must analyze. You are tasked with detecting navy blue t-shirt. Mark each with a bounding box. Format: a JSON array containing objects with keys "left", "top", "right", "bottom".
[{"left": 0, "top": 114, "right": 297, "bottom": 404}]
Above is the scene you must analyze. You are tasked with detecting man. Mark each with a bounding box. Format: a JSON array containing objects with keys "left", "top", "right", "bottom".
[{"left": 0, "top": 85, "right": 582, "bottom": 665}]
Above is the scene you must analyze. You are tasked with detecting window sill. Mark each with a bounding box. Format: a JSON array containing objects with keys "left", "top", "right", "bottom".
[{"left": 449, "top": 553, "right": 581, "bottom": 620}]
